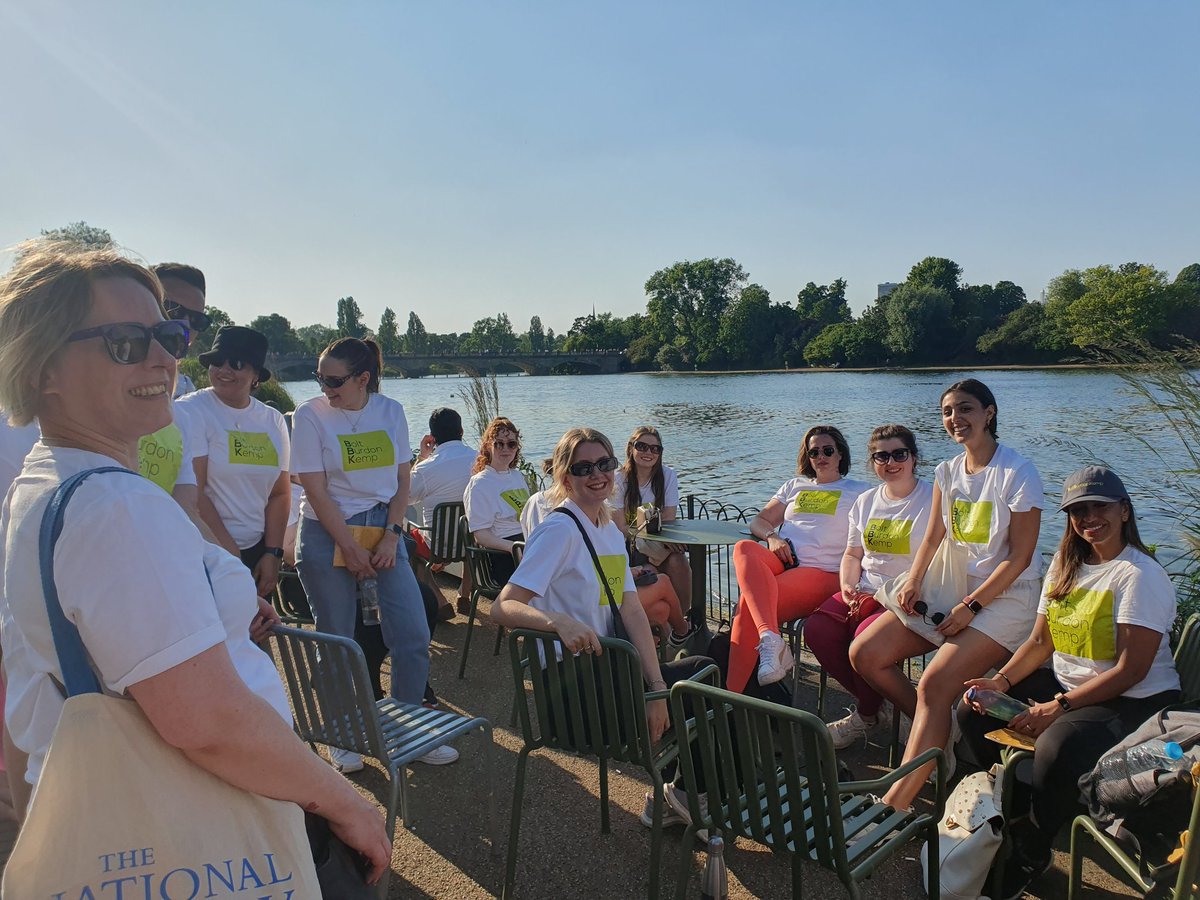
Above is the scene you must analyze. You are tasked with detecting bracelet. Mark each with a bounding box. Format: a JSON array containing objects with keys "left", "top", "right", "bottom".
[{"left": 996, "top": 671, "right": 1012, "bottom": 690}]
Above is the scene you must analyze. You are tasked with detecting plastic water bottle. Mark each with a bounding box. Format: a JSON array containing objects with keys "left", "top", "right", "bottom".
[
  {"left": 359, "top": 577, "right": 381, "bottom": 625},
  {"left": 1099, "top": 739, "right": 1187, "bottom": 781},
  {"left": 700, "top": 835, "right": 728, "bottom": 900},
  {"left": 966, "top": 687, "right": 1030, "bottom": 722}
]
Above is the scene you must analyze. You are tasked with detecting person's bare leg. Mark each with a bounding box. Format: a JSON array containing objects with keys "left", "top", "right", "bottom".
[
  {"left": 662, "top": 550, "right": 692, "bottom": 616},
  {"left": 850, "top": 612, "right": 934, "bottom": 718},
  {"left": 881, "top": 628, "right": 1008, "bottom": 810}
]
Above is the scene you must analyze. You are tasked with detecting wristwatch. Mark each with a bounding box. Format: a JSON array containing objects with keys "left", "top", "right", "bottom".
[
  {"left": 1054, "top": 692, "right": 1072, "bottom": 711},
  {"left": 388, "top": 523, "right": 405, "bottom": 537},
  {"left": 962, "top": 596, "right": 984, "bottom": 614},
  {"left": 263, "top": 546, "right": 283, "bottom": 558}
]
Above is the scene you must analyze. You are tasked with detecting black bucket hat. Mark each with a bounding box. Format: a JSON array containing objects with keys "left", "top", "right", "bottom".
[{"left": 198, "top": 326, "right": 272, "bottom": 382}]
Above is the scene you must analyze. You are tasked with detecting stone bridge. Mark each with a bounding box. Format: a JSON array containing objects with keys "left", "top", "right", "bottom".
[{"left": 267, "top": 349, "right": 629, "bottom": 380}]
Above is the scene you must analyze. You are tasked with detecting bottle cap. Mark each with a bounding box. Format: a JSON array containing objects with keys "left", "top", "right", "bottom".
[
  {"left": 1166, "top": 742, "right": 1184, "bottom": 760},
  {"left": 967, "top": 687, "right": 977, "bottom": 701}
]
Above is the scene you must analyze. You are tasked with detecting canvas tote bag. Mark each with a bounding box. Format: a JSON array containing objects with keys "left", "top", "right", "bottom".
[
  {"left": 920, "top": 764, "right": 1006, "bottom": 900},
  {"left": 3, "top": 467, "right": 321, "bottom": 899}
]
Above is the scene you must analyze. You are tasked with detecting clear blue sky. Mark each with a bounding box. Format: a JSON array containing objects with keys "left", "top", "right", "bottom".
[{"left": 2, "top": 1, "right": 1197, "bottom": 335}]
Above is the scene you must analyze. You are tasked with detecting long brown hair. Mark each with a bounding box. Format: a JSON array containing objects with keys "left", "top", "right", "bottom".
[
  {"left": 1046, "top": 499, "right": 1154, "bottom": 601},
  {"left": 472, "top": 416, "right": 521, "bottom": 474},
  {"left": 796, "top": 425, "right": 851, "bottom": 478},
  {"left": 620, "top": 425, "right": 665, "bottom": 522}
]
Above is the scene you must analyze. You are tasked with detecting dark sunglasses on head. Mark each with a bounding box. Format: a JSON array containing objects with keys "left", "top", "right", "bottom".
[
  {"left": 568, "top": 456, "right": 620, "bottom": 478},
  {"left": 870, "top": 448, "right": 913, "bottom": 465},
  {"left": 913, "top": 600, "right": 944, "bottom": 626},
  {"left": 313, "top": 371, "right": 360, "bottom": 389},
  {"left": 493, "top": 439, "right": 520, "bottom": 450},
  {"left": 807, "top": 445, "right": 838, "bottom": 459},
  {"left": 164, "top": 301, "right": 211, "bottom": 333},
  {"left": 67, "top": 320, "right": 190, "bottom": 365},
  {"left": 633, "top": 440, "right": 663, "bottom": 455},
  {"left": 209, "top": 357, "right": 252, "bottom": 372}
]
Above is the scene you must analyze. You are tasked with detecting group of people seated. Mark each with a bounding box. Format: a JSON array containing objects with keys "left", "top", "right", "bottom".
[{"left": 0, "top": 238, "right": 1187, "bottom": 899}]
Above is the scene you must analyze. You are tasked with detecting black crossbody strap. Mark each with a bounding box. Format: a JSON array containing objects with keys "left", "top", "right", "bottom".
[{"left": 552, "top": 506, "right": 619, "bottom": 609}]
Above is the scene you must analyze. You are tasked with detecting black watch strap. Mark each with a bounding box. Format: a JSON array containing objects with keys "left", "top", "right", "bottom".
[
  {"left": 263, "top": 546, "right": 284, "bottom": 558},
  {"left": 388, "top": 523, "right": 405, "bottom": 537},
  {"left": 1055, "top": 692, "right": 1072, "bottom": 711}
]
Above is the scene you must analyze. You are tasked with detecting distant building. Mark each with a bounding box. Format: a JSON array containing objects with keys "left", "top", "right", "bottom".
[{"left": 877, "top": 282, "right": 899, "bottom": 299}]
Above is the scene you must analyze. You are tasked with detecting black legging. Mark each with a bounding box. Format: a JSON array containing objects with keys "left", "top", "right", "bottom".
[{"left": 959, "top": 668, "right": 1179, "bottom": 855}]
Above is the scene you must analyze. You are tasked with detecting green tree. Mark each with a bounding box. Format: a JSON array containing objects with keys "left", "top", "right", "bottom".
[
  {"left": 248, "top": 313, "right": 301, "bottom": 354},
  {"left": 296, "top": 323, "right": 337, "bottom": 355},
  {"left": 335, "top": 296, "right": 366, "bottom": 339},
  {"left": 404, "top": 312, "right": 428, "bottom": 353},
  {"left": 38, "top": 221, "right": 114, "bottom": 251},
  {"left": 462, "top": 314, "right": 517, "bottom": 353},
  {"left": 717, "top": 284, "right": 801, "bottom": 368},
  {"left": 803, "top": 319, "right": 886, "bottom": 368},
  {"left": 883, "top": 283, "right": 954, "bottom": 362},
  {"left": 377, "top": 308, "right": 400, "bottom": 354},
  {"left": 645, "top": 258, "right": 748, "bottom": 367},
  {"left": 906, "top": 256, "right": 963, "bottom": 295},
  {"left": 1058, "top": 263, "right": 1178, "bottom": 348},
  {"left": 528, "top": 315, "right": 545, "bottom": 352},
  {"left": 976, "top": 303, "right": 1070, "bottom": 363},
  {"left": 188, "top": 307, "right": 234, "bottom": 356}
]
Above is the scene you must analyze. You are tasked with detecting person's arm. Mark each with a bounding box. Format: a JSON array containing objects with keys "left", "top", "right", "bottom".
[
  {"left": 748, "top": 498, "right": 792, "bottom": 565},
  {"left": 896, "top": 481, "right": 948, "bottom": 613},
  {"left": 171, "top": 480, "right": 235, "bottom": 553},
  {"left": 127, "top": 645, "right": 390, "bottom": 882},
  {"left": 370, "top": 462, "right": 411, "bottom": 570},
  {"left": 661, "top": 506, "right": 677, "bottom": 524},
  {"left": 964, "top": 615, "right": 1056, "bottom": 702},
  {"left": 618, "top": 590, "right": 670, "bottom": 743},
  {"left": 840, "top": 545, "right": 866, "bottom": 601},
  {"left": 493, "top": 582, "right": 603, "bottom": 650},
  {"left": 474, "top": 527, "right": 517, "bottom": 554},
  {"left": 297, "top": 471, "right": 376, "bottom": 579},
  {"left": 192, "top": 457, "right": 242, "bottom": 557},
  {"left": 251, "top": 470, "right": 290, "bottom": 597}
]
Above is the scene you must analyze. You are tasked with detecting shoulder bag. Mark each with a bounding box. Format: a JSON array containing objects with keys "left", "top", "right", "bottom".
[
  {"left": 920, "top": 763, "right": 1006, "bottom": 900},
  {"left": 3, "top": 467, "right": 322, "bottom": 899},
  {"left": 552, "top": 506, "right": 630, "bottom": 644}
]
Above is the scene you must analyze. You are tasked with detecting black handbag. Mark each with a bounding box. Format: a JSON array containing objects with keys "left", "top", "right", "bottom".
[{"left": 552, "top": 507, "right": 630, "bottom": 643}]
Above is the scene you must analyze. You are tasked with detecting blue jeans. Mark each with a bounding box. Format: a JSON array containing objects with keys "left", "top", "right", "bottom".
[{"left": 296, "top": 504, "right": 430, "bottom": 704}]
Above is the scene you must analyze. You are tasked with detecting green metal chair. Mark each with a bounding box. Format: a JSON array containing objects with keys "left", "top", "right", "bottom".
[
  {"left": 668, "top": 679, "right": 946, "bottom": 899},
  {"left": 425, "top": 501, "right": 467, "bottom": 568},
  {"left": 1066, "top": 613, "right": 1200, "bottom": 898},
  {"left": 271, "top": 625, "right": 498, "bottom": 896},
  {"left": 503, "top": 628, "right": 719, "bottom": 900},
  {"left": 458, "top": 515, "right": 519, "bottom": 679},
  {"left": 273, "top": 565, "right": 314, "bottom": 625}
]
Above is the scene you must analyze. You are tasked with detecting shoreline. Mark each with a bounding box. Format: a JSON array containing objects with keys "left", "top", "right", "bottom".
[{"left": 645, "top": 362, "right": 1104, "bottom": 376}]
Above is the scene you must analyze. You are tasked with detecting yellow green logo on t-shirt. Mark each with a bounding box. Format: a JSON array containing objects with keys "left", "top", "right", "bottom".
[
  {"left": 339, "top": 430, "right": 395, "bottom": 471},
  {"left": 501, "top": 488, "right": 530, "bottom": 514},
  {"left": 951, "top": 499, "right": 993, "bottom": 544},
  {"left": 792, "top": 490, "right": 841, "bottom": 516},
  {"left": 863, "top": 518, "right": 914, "bottom": 555},
  {"left": 1046, "top": 586, "right": 1116, "bottom": 661},
  {"left": 138, "top": 424, "right": 183, "bottom": 493},
  {"left": 596, "top": 554, "right": 627, "bottom": 607},
  {"left": 228, "top": 431, "right": 279, "bottom": 467}
]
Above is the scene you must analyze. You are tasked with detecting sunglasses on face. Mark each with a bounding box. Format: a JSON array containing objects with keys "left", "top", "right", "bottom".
[
  {"left": 568, "top": 455, "right": 620, "bottom": 478},
  {"left": 870, "top": 448, "right": 913, "bottom": 465},
  {"left": 807, "top": 445, "right": 838, "bottom": 459},
  {"left": 164, "top": 302, "right": 211, "bottom": 333},
  {"left": 633, "top": 440, "right": 663, "bottom": 455},
  {"left": 913, "top": 600, "right": 944, "bottom": 626},
  {"left": 67, "top": 320, "right": 190, "bottom": 365},
  {"left": 209, "top": 357, "right": 251, "bottom": 372},
  {"left": 493, "top": 439, "right": 520, "bottom": 450},
  {"left": 313, "top": 371, "right": 360, "bottom": 389}
]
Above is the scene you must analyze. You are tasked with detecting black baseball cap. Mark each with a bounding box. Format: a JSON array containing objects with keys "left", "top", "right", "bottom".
[{"left": 1059, "top": 465, "right": 1130, "bottom": 511}]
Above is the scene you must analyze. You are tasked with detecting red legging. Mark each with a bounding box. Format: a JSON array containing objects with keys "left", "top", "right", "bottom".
[
  {"left": 804, "top": 593, "right": 885, "bottom": 717},
  {"left": 728, "top": 540, "right": 840, "bottom": 694}
]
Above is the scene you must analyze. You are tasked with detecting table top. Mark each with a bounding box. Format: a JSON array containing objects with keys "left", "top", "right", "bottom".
[{"left": 640, "top": 519, "right": 751, "bottom": 546}]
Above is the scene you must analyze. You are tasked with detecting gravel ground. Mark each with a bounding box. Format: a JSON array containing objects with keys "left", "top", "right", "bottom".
[{"left": 333, "top": 577, "right": 1148, "bottom": 899}]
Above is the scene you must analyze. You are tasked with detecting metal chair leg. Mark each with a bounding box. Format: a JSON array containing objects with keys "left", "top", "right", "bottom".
[
  {"left": 1068, "top": 817, "right": 1089, "bottom": 900},
  {"left": 503, "top": 747, "right": 532, "bottom": 900},
  {"left": 599, "top": 755, "right": 611, "bottom": 834},
  {"left": 458, "top": 590, "right": 481, "bottom": 679}
]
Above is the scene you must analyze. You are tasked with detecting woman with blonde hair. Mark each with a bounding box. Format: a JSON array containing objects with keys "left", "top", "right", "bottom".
[{"left": 463, "top": 415, "right": 529, "bottom": 584}]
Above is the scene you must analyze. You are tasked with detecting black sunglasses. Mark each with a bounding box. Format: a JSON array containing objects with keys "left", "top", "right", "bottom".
[
  {"left": 313, "top": 371, "right": 361, "bottom": 389},
  {"left": 67, "top": 320, "right": 190, "bottom": 365},
  {"left": 208, "top": 357, "right": 252, "bottom": 372},
  {"left": 633, "top": 440, "right": 663, "bottom": 455},
  {"left": 807, "top": 445, "right": 838, "bottom": 459},
  {"left": 870, "top": 448, "right": 913, "bottom": 465},
  {"left": 913, "top": 600, "right": 945, "bottom": 626},
  {"left": 568, "top": 456, "right": 620, "bottom": 477},
  {"left": 164, "top": 301, "right": 211, "bottom": 333},
  {"left": 493, "top": 439, "right": 520, "bottom": 450}
]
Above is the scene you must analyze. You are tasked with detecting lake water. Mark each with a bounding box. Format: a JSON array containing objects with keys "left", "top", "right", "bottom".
[{"left": 283, "top": 369, "right": 1195, "bottom": 565}]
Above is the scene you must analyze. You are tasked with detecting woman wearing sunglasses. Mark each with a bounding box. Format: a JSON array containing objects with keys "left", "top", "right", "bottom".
[
  {"left": 176, "top": 326, "right": 290, "bottom": 599},
  {"left": 730, "top": 425, "right": 870, "bottom": 694},
  {"left": 463, "top": 416, "right": 530, "bottom": 584},
  {"left": 803, "top": 425, "right": 933, "bottom": 748},
  {"left": 0, "top": 245, "right": 389, "bottom": 879},
  {"left": 853, "top": 378, "right": 1044, "bottom": 813},
  {"left": 293, "top": 338, "right": 450, "bottom": 771}
]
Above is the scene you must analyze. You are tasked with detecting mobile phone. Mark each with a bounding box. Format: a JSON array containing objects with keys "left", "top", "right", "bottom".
[
  {"left": 783, "top": 538, "right": 799, "bottom": 570},
  {"left": 634, "top": 570, "right": 658, "bottom": 587}
]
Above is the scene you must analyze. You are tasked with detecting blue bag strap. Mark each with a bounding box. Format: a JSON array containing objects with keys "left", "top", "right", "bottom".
[{"left": 38, "top": 465, "right": 140, "bottom": 697}]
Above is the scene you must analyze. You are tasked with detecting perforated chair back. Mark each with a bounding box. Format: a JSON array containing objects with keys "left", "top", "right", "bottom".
[
  {"left": 1175, "top": 613, "right": 1200, "bottom": 703},
  {"left": 428, "top": 501, "right": 466, "bottom": 565}
]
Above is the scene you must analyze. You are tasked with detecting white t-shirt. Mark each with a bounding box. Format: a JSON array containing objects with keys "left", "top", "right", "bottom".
[
  {"left": 609, "top": 465, "right": 681, "bottom": 519},
  {"left": 509, "top": 498, "right": 636, "bottom": 656},
  {"left": 0, "top": 413, "right": 38, "bottom": 500},
  {"left": 174, "top": 372, "right": 196, "bottom": 399},
  {"left": 177, "top": 388, "right": 291, "bottom": 549},
  {"left": 847, "top": 480, "right": 935, "bottom": 591},
  {"left": 520, "top": 489, "right": 556, "bottom": 538},
  {"left": 409, "top": 440, "right": 476, "bottom": 528},
  {"left": 0, "top": 444, "right": 290, "bottom": 785},
  {"left": 1038, "top": 546, "right": 1180, "bottom": 697},
  {"left": 772, "top": 476, "right": 871, "bottom": 572},
  {"left": 291, "top": 394, "right": 411, "bottom": 520},
  {"left": 137, "top": 401, "right": 200, "bottom": 493},
  {"left": 935, "top": 444, "right": 1045, "bottom": 582},
  {"left": 464, "top": 466, "right": 530, "bottom": 539}
]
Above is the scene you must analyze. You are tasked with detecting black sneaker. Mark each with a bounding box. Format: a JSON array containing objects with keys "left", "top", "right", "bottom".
[
  {"left": 422, "top": 682, "right": 440, "bottom": 710},
  {"left": 999, "top": 843, "right": 1052, "bottom": 900}
]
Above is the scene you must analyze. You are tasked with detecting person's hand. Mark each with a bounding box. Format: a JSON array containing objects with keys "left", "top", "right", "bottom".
[
  {"left": 249, "top": 596, "right": 281, "bottom": 643},
  {"left": 646, "top": 698, "right": 669, "bottom": 744},
  {"left": 418, "top": 434, "right": 437, "bottom": 460},
  {"left": 766, "top": 534, "right": 793, "bottom": 566},
  {"left": 962, "top": 676, "right": 1008, "bottom": 712},
  {"left": 1008, "top": 700, "right": 1063, "bottom": 738},
  {"left": 896, "top": 579, "right": 921, "bottom": 615},
  {"left": 370, "top": 531, "right": 400, "bottom": 570},
  {"left": 339, "top": 541, "right": 377, "bottom": 579},
  {"left": 556, "top": 618, "right": 603, "bottom": 656},
  {"left": 326, "top": 795, "right": 392, "bottom": 885},
  {"left": 252, "top": 553, "right": 282, "bottom": 598},
  {"left": 842, "top": 587, "right": 863, "bottom": 617},
  {"left": 936, "top": 602, "right": 975, "bottom": 638}
]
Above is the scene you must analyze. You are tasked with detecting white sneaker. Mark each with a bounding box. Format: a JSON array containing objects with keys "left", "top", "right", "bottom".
[
  {"left": 639, "top": 787, "right": 689, "bottom": 829},
  {"left": 826, "top": 708, "right": 874, "bottom": 750},
  {"left": 662, "top": 784, "right": 710, "bottom": 844},
  {"left": 416, "top": 744, "right": 459, "bottom": 766},
  {"left": 330, "top": 747, "right": 364, "bottom": 774},
  {"left": 756, "top": 631, "right": 794, "bottom": 686}
]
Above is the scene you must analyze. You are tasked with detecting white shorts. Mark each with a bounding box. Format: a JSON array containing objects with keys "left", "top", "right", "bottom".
[{"left": 966, "top": 577, "right": 1041, "bottom": 652}]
